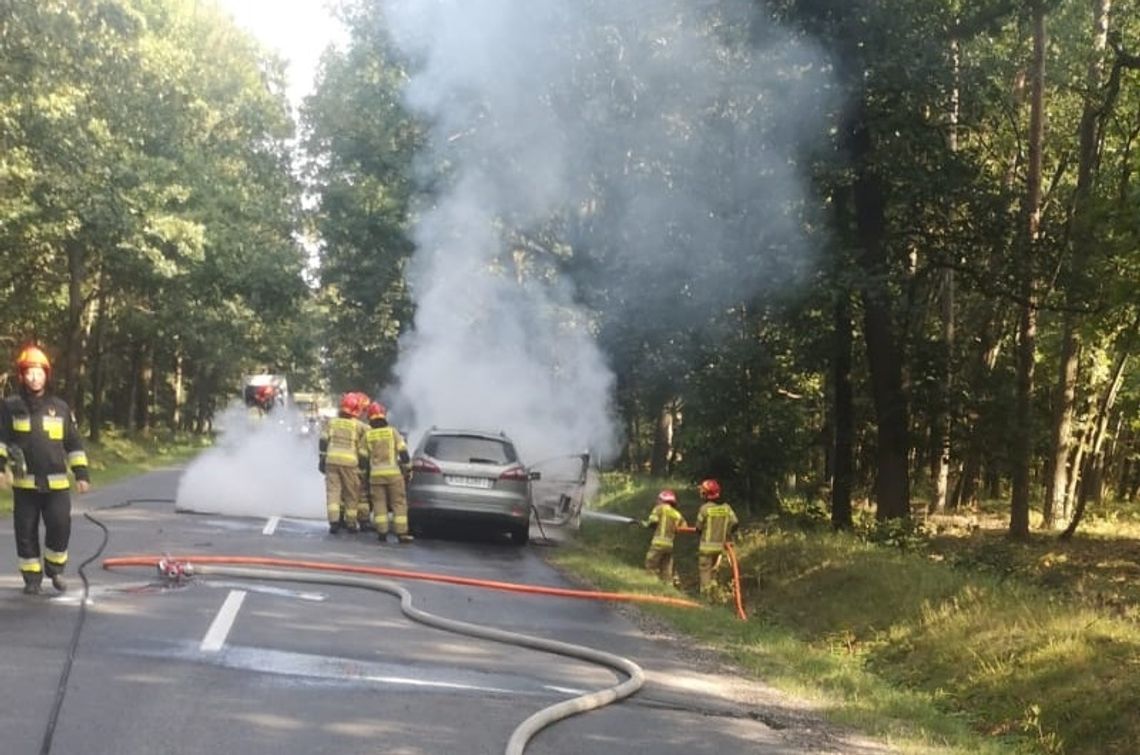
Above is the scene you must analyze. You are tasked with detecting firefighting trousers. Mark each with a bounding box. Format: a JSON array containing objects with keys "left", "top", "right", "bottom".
[
  {"left": 13, "top": 489, "right": 71, "bottom": 584},
  {"left": 325, "top": 465, "right": 361, "bottom": 526},
  {"left": 369, "top": 477, "right": 408, "bottom": 535},
  {"left": 644, "top": 545, "right": 675, "bottom": 583},
  {"left": 697, "top": 552, "right": 724, "bottom": 592}
]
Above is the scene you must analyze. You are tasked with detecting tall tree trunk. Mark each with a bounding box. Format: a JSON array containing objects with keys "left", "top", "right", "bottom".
[
  {"left": 832, "top": 288, "right": 854, "bottom": 530},
  {"left": 933, "top": 268, "right": 955, "bottom": 513},
  {"left": 88, "top": 288, "right": 109, "bottom": 443},
  {"left": 650, "top": 396, "right": 673, "bottom": 477},
  {"left": 1065, "top": 429, "right": 1087, "bottom": 520},
  {"left": 848, "top": 99, "right": 910, "bottom": 521},
  {"left": 1010, "top": 3, "right": 1047, "bottom": 539},
  {"left": 951, "top": 308, "right": 1005, "bottom": 510},
  {"left": 1062, "top": 352, "right": 1128, "bottom": 539},
  {"left": 933, "top": 33, "right": 960, "bottom": 514},
  {"left": 63, "top": 239, "right": 86, "bottom": 417},
  {"left": 135, "top": 340, "right": 154, "bottom": 435},
  {"left": 1045, "top": 0, "right": 1112, "bottom": 529},
  {"left": 172, "top": 349, "right": 184, "bottom": 430}
]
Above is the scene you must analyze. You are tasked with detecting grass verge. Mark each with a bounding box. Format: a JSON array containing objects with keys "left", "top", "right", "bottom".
[
  {"left": 547, "top": 475, "right": 1139, "bottom": 754},
  {"left": 1, "top": 430, "right": 208, "bottom": 516}
]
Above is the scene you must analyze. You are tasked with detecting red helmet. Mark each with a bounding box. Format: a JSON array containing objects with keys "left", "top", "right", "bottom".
[
  {"left": 368, "top": 402, "right": 387, "bottom": 420},
  {"left": 698, "top": 479, "right": 721, "bottom": 500},
  {"left": 255, "top": 385, "right": 275, "bottom": 403},
  {"left": 657, "top": 489, "right": 677, "bottom": 505},
  {"left": 16, "top": 345, "right": 51, "bottom": 377},
  {"left": 354, "top": 393, "right": 371, "bottom": 416},
  {"left": 339, "top": 392, "right": 360, "bottom": 415}
]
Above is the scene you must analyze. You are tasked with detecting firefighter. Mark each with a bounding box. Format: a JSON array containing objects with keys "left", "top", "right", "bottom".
[
  {"left": 364, "top": 402, "right": 413, "bottom": 543},
  {"left": 319, "top": 392, "right": 368, "bottom": 533},
  {"left": 0, "top": 345, "right": 91, "bottom": 594},
  {"left": 640, "top": 489, "right": 686, "bottom": 584},
  {"left": 246, "top": 384, "right": 276, "bottom": 422},
  {"left": 694, "top": 478, "right": 739, "bottom": 596}
]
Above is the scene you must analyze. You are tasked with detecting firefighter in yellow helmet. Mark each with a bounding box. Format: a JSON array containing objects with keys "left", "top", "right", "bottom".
[
  {"left": 364, "top": 402, "right": 413, "bottom": 543},
  {"left": 694, "top": 478, "right": 738, "bottom": 596},
  {"left": 640, "top": 489, "right": 686, "bottom": 584},
  {"left": 0, "top": 345, "right": 92, "bottom": 594},
  {"left": 319, "top": 392, "right": 369, "bottom": 533}
]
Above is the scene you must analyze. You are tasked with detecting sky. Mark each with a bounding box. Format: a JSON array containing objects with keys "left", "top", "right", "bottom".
[{"left": 213, "top": 0, "right": 347, "bottom": 113}]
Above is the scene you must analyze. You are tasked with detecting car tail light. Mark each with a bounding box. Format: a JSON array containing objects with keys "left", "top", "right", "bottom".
[
  {"left": 499, "top": 465, "right": 528, "bottom": 482},
  {"left": 413, "top": 457, "right": 441, "bottom": 473}
]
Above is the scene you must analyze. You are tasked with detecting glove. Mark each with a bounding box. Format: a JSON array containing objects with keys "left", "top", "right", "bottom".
[{"left": 318, "top": 458, "right": 326, "bottom": 474}]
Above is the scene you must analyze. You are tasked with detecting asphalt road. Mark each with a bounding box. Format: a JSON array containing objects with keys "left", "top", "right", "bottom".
[{"left": 0, "top": 467, "right": 881, "bottom": 755}]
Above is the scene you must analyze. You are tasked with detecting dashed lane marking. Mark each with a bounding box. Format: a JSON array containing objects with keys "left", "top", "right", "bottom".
[
  {"left": 262, "top": 516, "right": 281, "bottom": 535},
  {"left": 201, "top": 590, "right": 246, "bottom": 653}
]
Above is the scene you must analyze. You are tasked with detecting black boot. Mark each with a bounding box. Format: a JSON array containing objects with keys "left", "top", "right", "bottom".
[
  {"left": 328, "top": 521, "right": 342, "bottom": 534},
  {"left": 50, "top": 574, "right": 69, "bottom": 593},
  {"left": 22, "top": 579, "right": 42, "bottom": 596}
]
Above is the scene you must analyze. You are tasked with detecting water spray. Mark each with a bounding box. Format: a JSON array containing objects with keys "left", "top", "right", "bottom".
[{"left": 580, "top": 510, "right": 639, "bottom": 526}]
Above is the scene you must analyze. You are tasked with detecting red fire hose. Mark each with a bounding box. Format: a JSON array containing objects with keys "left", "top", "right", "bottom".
[
  {"left": 102, "top": 554, "right": 701, "bottom": 609},
  {"left": 676, "top": 526, "right": 747, "bottom": 621}
]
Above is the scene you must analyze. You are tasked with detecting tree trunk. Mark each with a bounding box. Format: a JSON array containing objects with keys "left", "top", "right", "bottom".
[
  {"left": 1010, "top": 3, "right": 1046, "bottom": 539},
  {"left": 847, "top": 99, "right": 910, "bottom": 521},
  {"left": 1062, "top": 352, "right": 1128, "bottom": 539},
  {"left": 125, "top": 340, "right": 140, "bottom": 431},
  {"left": 933, "top": 268, "right": 954, "bottom": 513},
  {"left": 650, "top": 396, "right": 673, "bottom": 477},
  {"left": 88, "top": 288, "right": 109, "bottom": 443},
  {"left": 172, "top": 350, "right": 184, "bottom": 430},
  {"left": 1045, "top": 0, "right": 1112, "bottom": 529},
  {"left": 832, "top": 288, "right": 854, "bottom": 530},
  {"left": 63, "top": 239, "right": 86, "bottom": 417},
  {"left": 933, "top": 32, "right": 961, "bottom": 515}
]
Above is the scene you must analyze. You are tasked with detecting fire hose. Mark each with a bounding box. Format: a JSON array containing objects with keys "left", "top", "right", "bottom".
[
  {"left": 676, "top": 525, "right": 748, "bottom": 622},
  {"left": 47, "top": 503, "right": 715, "bottom": 754},
  {"left": 103, "top": 555, "right": 652, "bottom": 755}
]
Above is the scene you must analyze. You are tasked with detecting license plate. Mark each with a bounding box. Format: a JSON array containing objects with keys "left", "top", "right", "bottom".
[{"left": 445, "top": 475, "right": 492, "bottom": 489}]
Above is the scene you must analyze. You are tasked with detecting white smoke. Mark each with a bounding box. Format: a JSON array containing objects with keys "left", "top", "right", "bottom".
[
  {"left": 175, "top": 402, "right": 326, "bottom": 519},
  {"left": 380, "top": 0, "right": 833, "bottom": 465}
]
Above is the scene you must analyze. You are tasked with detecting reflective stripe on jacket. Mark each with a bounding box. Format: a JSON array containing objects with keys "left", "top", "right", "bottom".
[
  {"left": 646, "top": 503, "right": 686, "bottom": 548},
  {"left": 320, "top": 416, "right": 366, "bottom": 467},
  {"left": 696, "top": 502, "right": 739, "bottom": 554},
  {"left": 0, "top": 393, "right": 89, "bottom": 492},
  {"left": 365, "top": 426, "right": 408, "bottom": 478}
]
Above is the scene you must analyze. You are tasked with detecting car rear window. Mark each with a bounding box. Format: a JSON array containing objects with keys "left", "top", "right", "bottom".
[{"left": 424, "top": 435, "right": 518, "bottom": 465}]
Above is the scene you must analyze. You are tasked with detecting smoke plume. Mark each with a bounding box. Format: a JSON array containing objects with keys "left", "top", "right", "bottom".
[
  {"left": 381, "top": 0, "right": 833, "bottom": 465},
  {"left": 175, "top": 403, "right": 325, "bottom": 519}
]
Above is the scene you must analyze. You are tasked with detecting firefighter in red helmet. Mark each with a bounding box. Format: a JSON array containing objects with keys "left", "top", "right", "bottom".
[
  {"left": 318, "top": 391, "right": 369, "bottom": 533},
  {"left": 363, "top": 402, "right": 413, "bottom": 543},
  {"left": 694, "top": 478, "right": 738, "bottom": 596},
  {"left": 0, "top": 345, "right": 92, "bottom": 594}
]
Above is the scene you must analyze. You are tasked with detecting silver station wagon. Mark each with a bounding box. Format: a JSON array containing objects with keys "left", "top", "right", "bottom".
[{"left": 407, "top": 428, "right": 538, "bottom": 544}]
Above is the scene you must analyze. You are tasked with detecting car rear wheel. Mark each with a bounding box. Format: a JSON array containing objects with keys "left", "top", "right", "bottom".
[{"left": 510, "top": 524, "right": 530, "bottom": 546}]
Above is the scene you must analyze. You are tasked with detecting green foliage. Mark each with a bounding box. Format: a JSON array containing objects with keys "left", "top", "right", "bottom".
[
  {"left": 0, "top": 0, "right": 315, "bottom": 429},
  {"left": 566, "top": 473, "right": 1140, "bottom": 754},
  {"left": 301, "top": 0, "right": 422, "bottom": 392}
]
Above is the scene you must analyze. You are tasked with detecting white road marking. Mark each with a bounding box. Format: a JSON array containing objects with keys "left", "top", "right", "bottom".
[
  {"left": 201, "top": 590, "right": 247, "bottom": 653},
  {"left": 262, "top": 516, "right": 280, "bottom": 535}
]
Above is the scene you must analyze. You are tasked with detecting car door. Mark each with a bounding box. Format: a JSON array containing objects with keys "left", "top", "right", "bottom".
[{"left": 526, "top": 452, "right": 594, "bottom": 530}]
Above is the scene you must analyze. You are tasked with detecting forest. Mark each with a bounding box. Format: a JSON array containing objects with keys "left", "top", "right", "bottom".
[{"left": 3, "top": 0, "right": 1140, "bottom": 543}]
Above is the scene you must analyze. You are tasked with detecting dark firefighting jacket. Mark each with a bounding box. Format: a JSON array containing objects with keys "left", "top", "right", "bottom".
[{"left": 0, "top": 392, "right": 90, "bottom": 491}]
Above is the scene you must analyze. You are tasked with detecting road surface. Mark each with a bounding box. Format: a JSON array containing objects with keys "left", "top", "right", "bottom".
[{"left": 0, "top": 467, "right": 888, "bottom": 754}]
